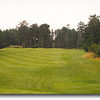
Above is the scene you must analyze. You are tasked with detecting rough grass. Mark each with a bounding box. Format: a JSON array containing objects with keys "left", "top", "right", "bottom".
[
  {"left": 0, "top": 48, "right": 100, "bottom": 94},
  {"left": 83, "top": 52, "right": 100, "bottom": 60},
  {"left": 82, "top": 52, "right": 95, "bottom": 59}
]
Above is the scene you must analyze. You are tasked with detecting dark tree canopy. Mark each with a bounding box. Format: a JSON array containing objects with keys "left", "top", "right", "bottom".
[
  {"left": 54, "top": 27, "right": 78, "bottom": 48},
  {"left": 0, "top": 14, "right": 100, "bottom": 50},
  {"left": 82, "top": 14, "right": 100, "bottom": 51}
]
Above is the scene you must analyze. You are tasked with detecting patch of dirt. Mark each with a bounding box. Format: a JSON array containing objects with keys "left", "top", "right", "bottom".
[
  {"left": 94, "top": 57, "right": 100, "bottom": 60},
  {"left": 82, "top": 53, "right": 95, "bottom": 59},
  {"left": 82, "top": 53, "right": 100, "bottom": 60}
]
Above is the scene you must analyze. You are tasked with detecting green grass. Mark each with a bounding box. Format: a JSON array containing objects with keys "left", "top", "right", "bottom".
[{"left": 0, "top": 48, "right": 100, "bottom": 94}]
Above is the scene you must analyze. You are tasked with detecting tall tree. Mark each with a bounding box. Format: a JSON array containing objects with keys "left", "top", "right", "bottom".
[
  {"left": 17, "top": 21, "right": 29, "bottom": 48},
  {"left": 29, "top": 24, "right": 39, "bottom": 47},
  {"left": 39, "top": 24, "right": 53, "bottom": 48},
  {"left": 54, "top": 26, "right": 78, "bottom": 48},
  {"left": 82, "top": 14, "right": 100, "bottom": 51},
  {"left": 77, "top": 21, "right": 85, "bottom": 49}
]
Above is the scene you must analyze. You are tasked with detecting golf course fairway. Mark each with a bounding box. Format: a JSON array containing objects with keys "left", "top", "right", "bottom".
[{"left": 0, "top": 48, "right": 100, "bottom": 94}]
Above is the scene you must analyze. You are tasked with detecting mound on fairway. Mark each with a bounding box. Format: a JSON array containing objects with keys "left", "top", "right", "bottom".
[{"left": 0, "top": 48, "right": 100, "bottom": 94}]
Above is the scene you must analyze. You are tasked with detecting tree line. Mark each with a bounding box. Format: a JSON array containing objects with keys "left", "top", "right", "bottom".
[
  {"left": 0, "top": 21, "right": 53, "bottom": 48},
  {"left": 0, "top": 14, "right": 100, "bottom": 51}
]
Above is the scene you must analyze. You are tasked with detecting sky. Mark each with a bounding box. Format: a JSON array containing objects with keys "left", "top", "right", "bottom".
[{"left": 0, "top": 0, "right": 100, "bottom": 30}]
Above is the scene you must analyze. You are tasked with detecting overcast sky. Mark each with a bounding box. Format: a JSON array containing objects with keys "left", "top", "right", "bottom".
[{"left": 0, "top": 0, "right": 100, "bottom": 30}]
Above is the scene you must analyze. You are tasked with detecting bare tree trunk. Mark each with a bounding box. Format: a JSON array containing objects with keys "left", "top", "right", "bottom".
[
  {"left": 22, "top": 42, "right": 25, "bottom": 48},
  {"left": 67, "top": 37, "right": 69, "bottom": 49},
  {"left": 35, "top": 38, "right": 36, "bottom": 47},
  {"left": 29, "top": 39, "right": 32, "bottom": 47},
  {"left": 53, "top": 42, "right": 54, "bottom": 48},
  {"left": 77, "top": 33, "right": 79, "bottom": 49},
  {"left": 26, "top": 41, "right": 29, "bottom": 48},
  {"left": 22, "top": 43, "right": 24, "bottom": 48}
]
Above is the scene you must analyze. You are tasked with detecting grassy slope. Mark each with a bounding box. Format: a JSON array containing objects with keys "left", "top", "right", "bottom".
[{"left": 0, "top": 48, "right": 100, "bottom": 94}]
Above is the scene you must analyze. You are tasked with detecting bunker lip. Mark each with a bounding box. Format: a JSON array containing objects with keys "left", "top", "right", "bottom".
[{"left": 82, "top": 52, "right": 100, "bottom": 60}]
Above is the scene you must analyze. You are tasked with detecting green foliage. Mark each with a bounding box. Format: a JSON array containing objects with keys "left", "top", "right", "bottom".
[
  {"left": 8, "top": 45, "right": 22, "bottom": 48},
  {"left": 88, "top": 44, "right": 100, "bottom": 57},
  {"left": 0, "top": 14, "right": 100, "bottom": 49},
  {"left": 96, "top": 45, "right": 100, "bottom": 57},
  {"left": 82, "top": 14, "right": 100, "bottom": 51},
  {"left": 88, "top": 44, "right": 97, "bottom": 53},
  {"left": 39, "top": 24, "right": 53, "bottom": 48},
  {"left": 54, "top": 27, "right": 78, "bottom": 48},
  {"left": 0, "top": 21, "right": 53, "bottom": 48},
  {"left": 83, "top": 43, "right": 89, "bottom": 51},
  {"left": 77, "top": 21, "right": 85, "bottom": 48},
  {"left": 31, "top": 44, "right": 39, "bottom": 48}
]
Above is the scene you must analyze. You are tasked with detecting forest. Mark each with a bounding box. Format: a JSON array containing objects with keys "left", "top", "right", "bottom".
[{"left": 0, "top": 14, "right": 100, "bottom": 55}]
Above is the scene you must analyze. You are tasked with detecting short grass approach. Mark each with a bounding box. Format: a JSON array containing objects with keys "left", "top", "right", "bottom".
[{"left": 0, "top": 48, "right": 100, "bottom": 94}]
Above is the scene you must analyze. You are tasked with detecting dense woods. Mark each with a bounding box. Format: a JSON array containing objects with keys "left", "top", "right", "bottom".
[
  {"left": 0, "top": 14, "right": 100, "bottom": 54},
  {"left": 54, "top": 26, "right": 78, "bottom": 48},
  {"left": 0, "top": 21, "right": 78, "bottom": 49}
]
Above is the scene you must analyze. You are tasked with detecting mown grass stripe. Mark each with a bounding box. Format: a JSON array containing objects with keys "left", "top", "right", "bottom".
[{"left": 0, "top": 48, "right": 100, "bottom": 94}]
